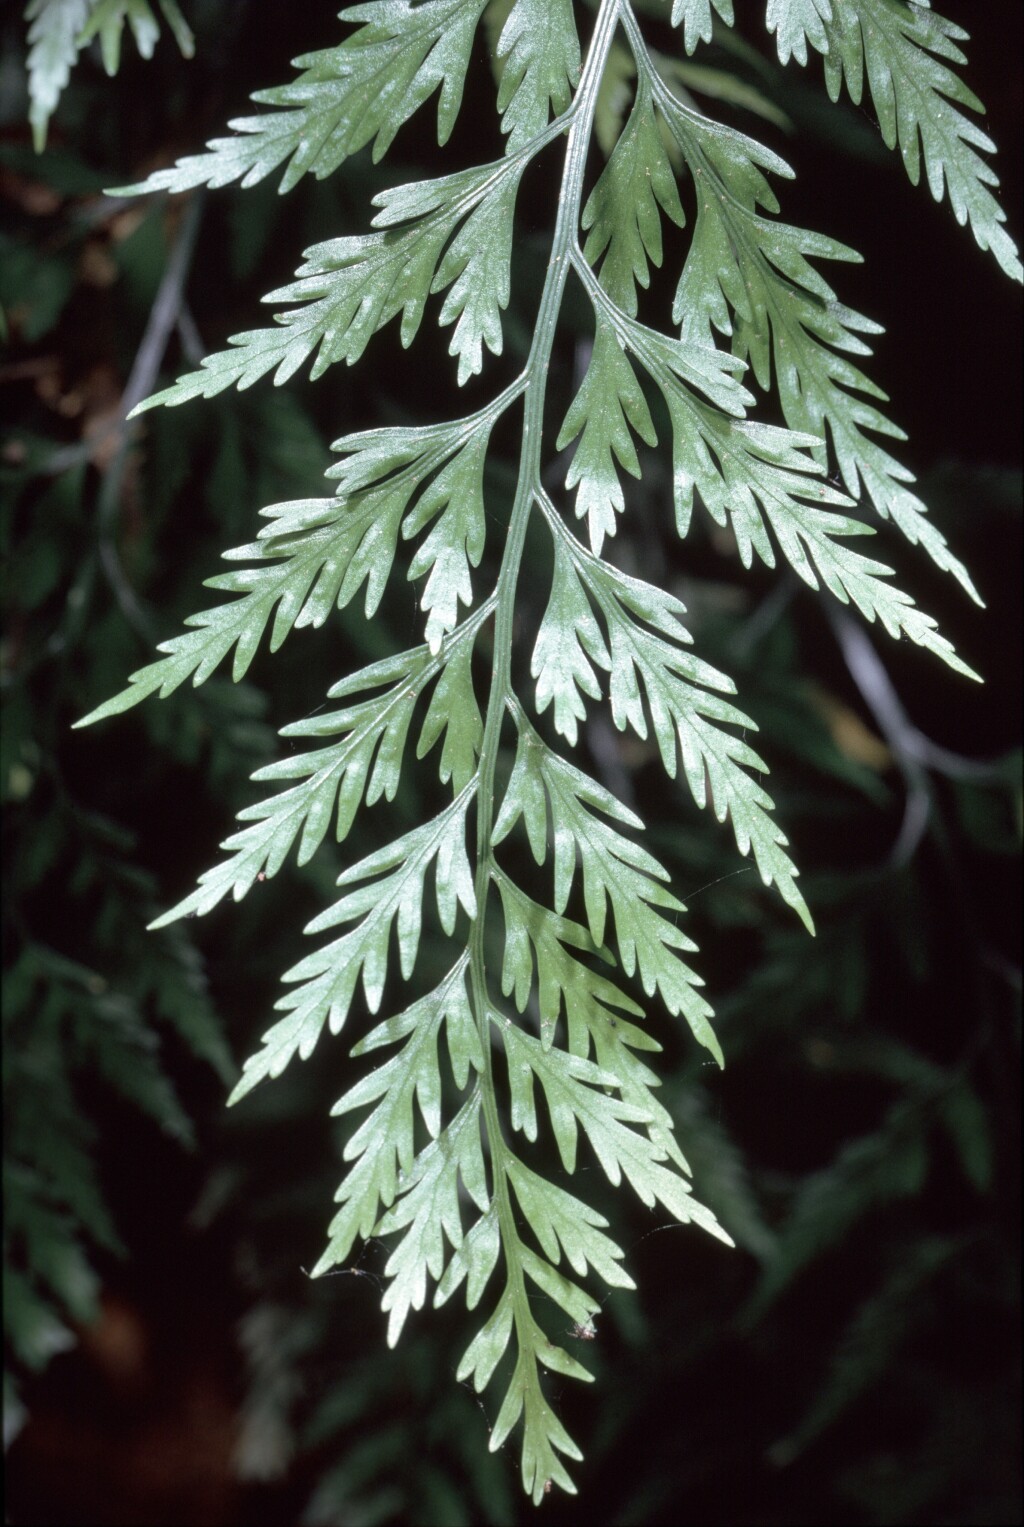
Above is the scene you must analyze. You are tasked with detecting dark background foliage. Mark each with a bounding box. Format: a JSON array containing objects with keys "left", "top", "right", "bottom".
[{"left": 2, "top": 3, "right": 1020, "bottom": 1523}]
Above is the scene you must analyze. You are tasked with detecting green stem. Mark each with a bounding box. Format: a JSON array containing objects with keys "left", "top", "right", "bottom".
[{"left": 466, "top": 0, "right": 622, "bottom": 1368}]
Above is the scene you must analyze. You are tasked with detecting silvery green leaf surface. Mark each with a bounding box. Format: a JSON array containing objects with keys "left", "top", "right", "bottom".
[
  {"left": 494, "top": 711, "right": 720, "bottom": 1059},
  {"left": 495, "top": 0, "right": 581, "bottom": 151},
  {"left": 25, "top": 0, "right": 90, "bottom": 151},
  {"left": 106, "top": 0, "right": 491, "bottom": 194},
  {"left": 581, "top": 68, "right": 685, "bottom": 315},
  {"left": 76, "top": 405, "right": 512, "bottom": 726},
  {"left": 603, "top": 27, "right": 993, "bottom": 619},
  {"left": 374, "top": 1091, "right": 489, "bottom": 1344},
  {"left": 310, "top": 961, "right": 482, "bottom": 1270},
  {"left": 670, "top": 0, "right": 734, "bottom": 55},
  {"left": 556, "top": 316, "right": 658, "bottom": 554},
  {"left": 24, "top": 0, "right": 192, "bottom": 149},
  {"left": 73, "top": 0, "right": 1016, "bottom": 1497},
  {"left": 133, "top": 157, "right": 527, "bottom": 407},
  {"left": 767, "top": 0, "right": 1022, "bottom": 282},
  {"left": 532, "top": 507, "right": 813, "bottom": 927},
  {"left": 227, "top": 789, "right": 477, "bottom": 1102}
]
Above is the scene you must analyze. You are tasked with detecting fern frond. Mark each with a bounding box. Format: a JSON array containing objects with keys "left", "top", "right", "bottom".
[
  {"left": 766, "top": 0, "right": 1023, "bottom": 283},
  {"left": 639, "top": 341, "right": 979, "bottom": 675},
  {"left": 495, "top": 0, "right": 582, "bottom": 152},
  {"left": 77, "top": 0, "right": 192, "bottom": 77},
  {"left": 374, "top": 1090, "right": 489, "bottom": 1345},
  {"left": 502, "top": 1155, "right": 635, "bottom": 1292},
  {"left": 494, "top": 706, "right": 720, "bottom": 1058},
  {"left": 533, "top": 499, "right": 813, "bottom": 926},
  {"left": 113, "top": 0, "right": 491, "bottom": 195},
  {"left": 25, "top": 0, "right": 192, "bottom": 150},
  {"left": 25, "top": 1, "right": 89, "bottom": 152},
  {"left": 497, "top": 993, "right": 729, "bottom": 1245},
  {"left": 314, "top": 959, "right": 482, "bottom": 1269},
  {"left": 76, "top": 398, "right": 515, "bottom": 725},
  {"left": 135, "top": 158, "right": 530, "bottom": 407},
  {"left": 457, "top": 1280, "right": 587, "bottom": 1501},
  {"left": 147, "top": 619, "right": 486, "bottom": 926},
  {"left": 582, "top": 68, "right": 685, "bottom": 317},
  {"left": 228, "top": 789, "right": 477, "bottom": 1102},
  {"left": 555, "top": 315, "right": 659, "bottom": 554},
  {"left": 619, "top": 31, "right": 987, "bottom": 605},
  {"left": 74, "top": 0, "right": 1017, "bottom": 1498},
  {"left": 670, "top": 0, "right": 735, "bottom": 56}
]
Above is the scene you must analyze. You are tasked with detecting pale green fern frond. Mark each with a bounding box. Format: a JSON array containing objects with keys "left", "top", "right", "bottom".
[
  {"left": 75, "top": 393, "right": 518, "bottom": 724},
  {"left": 228, "top": 787, "right": 477, "bottom": 1102},
  {"left": 532, "top": 495, "right": 813, "bottom": 924},
  {"left": 319, "top": 959, "right": 483, "bottom": 1266},
  {"left": 623, "top": 13, "right": 990, "bottom": 604},
  {"left": 110, "top": 0, "right": 491, "bottom": 195},
  {"left": 766, "top": 0, "right": 1023, "bottom": 283},
  {"left": 25, "top": 0, "right": 90, "bottom": 152},
  {"left": 74, "top": 0, "right": 1018, "bottom": 1500},
  {"left": 581, "top": 68, "right": 685, "bottom": 316},
  {"left": 77, "top": 0, "right": 191, "bottom": 74},
  {"left": 670, "top": 0, "right": 735, "bottom": 56},
  {"left": 374, "top": 1089, "right": 490, "bottom": 1346},
  {"left": 133, "top": 157, "right": 531, "bottom": 406},
  {"left": 495, "top": 0, "right": 582, "bottom": 151},
  {"left": 25, "top": 0, "right": 193, "bottom": 149}
]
